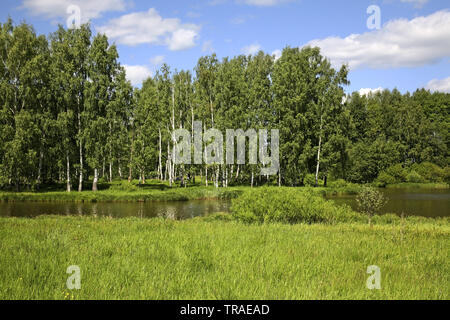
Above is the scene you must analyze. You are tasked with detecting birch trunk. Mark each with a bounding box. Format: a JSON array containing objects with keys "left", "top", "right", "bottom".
[
  {"left": 78, "top": 102, "right": 83, "bottom": 192},
  {"left": 92, "top": 168, "right": 98, "bottom": 192},
  {"left": 66, "top": 154, "right": 71, "bottom": 192},
  {"left": 37, "top": 146, "right": 43, "bottom": 190},
  {"left": 158, "top": 128, "right": 163, "bottom": 180},
  {"left": 315, "top": 115, "right": 323, "bottom": 188}
]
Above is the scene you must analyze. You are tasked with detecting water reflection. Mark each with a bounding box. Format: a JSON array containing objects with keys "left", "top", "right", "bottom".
[
  {"left": 0, "top": 200, "right": 231, "bottom": 219},
  {"left": 327, "top": 188, "right": 450, "bottom": 217}
]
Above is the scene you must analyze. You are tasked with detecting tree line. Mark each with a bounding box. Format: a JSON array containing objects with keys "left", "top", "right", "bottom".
[{"left": 0, "top": 21, "right": 448, "bottom": 191}]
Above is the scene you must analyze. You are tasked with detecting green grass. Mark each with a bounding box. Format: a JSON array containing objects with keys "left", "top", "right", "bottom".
[
  {"left": 0, "top": 215, "right": 448, "bottom": 300},
  {"left": 0, "top": 185, "right": 245, "bottom": 202},
  {"left": 0, "top": 183, "right": 362, "bottom": 203}
]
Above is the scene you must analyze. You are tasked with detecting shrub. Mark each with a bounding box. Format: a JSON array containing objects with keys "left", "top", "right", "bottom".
[
  {"left": 444, "top": 167, "right": 450, "bottom": 184},
  {"left": 406, "top": 170, "right": 424, "bottom": 183},
  {"left": 328, "top": 179, "right": 348, "bottom": 188},
  {"left": 356, "top": 187, "right": 387, "bottom": 225},
  {"left": 109, "top": 180, "right": 139, "bottom": 192},
  {"left": 411, "top": 162, "right": 445, "bottom": 183},
  {"left": 385, "top": 164, "right": 407, "bottom": 182},
  {"left": 231, "top": 188, "right": 360, "bottom": 225},
  {"left": 303, "top": 174, "right": 316, "bottom": 187},
  {"left": 375, "top": 172, "right": 396, "bottom": 187}
]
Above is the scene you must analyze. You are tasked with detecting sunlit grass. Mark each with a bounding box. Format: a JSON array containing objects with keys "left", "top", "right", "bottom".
[{"left": 0, "top": 216, "right": 448, "bottom": 300}]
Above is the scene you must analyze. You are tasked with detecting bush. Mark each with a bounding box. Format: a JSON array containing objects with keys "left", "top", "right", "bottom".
[
  {"left": 406, "top": 170, "right": 425, "bottom": 183},
  {"left": 303, "top": 173, "right": 324, "bottom": 187},
  {"left": 328, "top": 179, "right": 348, "bottom": 188},
  {"left": 375, "top": 172, "right": 396, "bottom": 187},
  {"left": 444, "top": 167, "right": 450, "bottom": 184},
  {"left": 411, "top": 162, "right": 445, "bottom": 183},
  {"left": 231, "top": 188, "right": 360, "bottom": 224},
  {"left": 356, "top": 186, "right": 387, "bottom": 225},
  {"left": 385, "top": 164, "right": 407, "bottom": 182},
  {"left": 109, "top": 180, "right": 139, "bottom": 192}
]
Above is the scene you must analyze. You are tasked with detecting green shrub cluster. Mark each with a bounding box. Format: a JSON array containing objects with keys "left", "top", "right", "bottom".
[
  {"left": 375, "top": 162, "right": 448, "bottom": 187},
  {"left": 231, "top": 188, "right": 360, "bottom": 224},
  {"left": 108, "top": 180, "right": 140, "bottom": 192}
]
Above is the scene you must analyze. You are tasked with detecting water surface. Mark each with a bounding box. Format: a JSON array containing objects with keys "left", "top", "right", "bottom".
[
  {"left": 327, "top": 188, "right": 450, "bottom": 218},
  {"left": 0, "top": 188, "right": 448, "bottom": 219},
  {"left": 0, "top": 200, "right": 231, "bottom": 219}
]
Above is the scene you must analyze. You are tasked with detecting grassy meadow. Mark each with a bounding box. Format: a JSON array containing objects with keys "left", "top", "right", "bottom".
[
  {"left": 0, "top": 215, "right": 448, "bottom": 300},
  {"left": 0, "top": 184, "right": 448, "bottom": 300}
]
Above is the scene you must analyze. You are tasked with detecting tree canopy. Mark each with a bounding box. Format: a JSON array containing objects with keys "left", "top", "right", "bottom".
[{"left": 0, "top": 20, "right": 448, "bottom": 191}]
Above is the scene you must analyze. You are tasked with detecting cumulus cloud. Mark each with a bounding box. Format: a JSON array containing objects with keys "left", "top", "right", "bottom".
[
  {"left": 305, "top": 10, "right": 450, "bottom": 70},
  {"left": 359, "top": 88, "right": 383, "bottom": 96},
  {"left": 425, "top": 77, "right": 450, "bottom": 93},
  {"left": 150, "top": 55, "right": 165, "bottom": 66},
  {"left": 272, "top": 49, "right": 282, "bottom": 61},
  {"left": 97, "top": 8, "right": 200, "bottom": 51},
  {"left": 202, "top": 41, "right": 214, "bottom": 53},
  {"left": 123, "top": 65, "right": 152, "bottom": 86},
  {"left": 242, "top": 43, "right": 261, "bottom": 55},
  {"left": 20, "top": 0, "right": 126, "bottom": 22}
]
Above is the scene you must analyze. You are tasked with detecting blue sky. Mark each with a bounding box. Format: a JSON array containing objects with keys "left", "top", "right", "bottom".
[{"left": 1, "top": 0, "right": 449, "bottom": 93}]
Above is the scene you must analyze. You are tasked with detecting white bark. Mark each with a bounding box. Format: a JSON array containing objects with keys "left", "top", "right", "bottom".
[{"left": 92, "top": 168, "right": 98, "bottom": 192}]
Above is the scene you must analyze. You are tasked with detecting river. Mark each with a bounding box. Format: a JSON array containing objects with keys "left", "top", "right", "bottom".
[{"left": 0, "top": 188, "right": 448, "bottom": 219}]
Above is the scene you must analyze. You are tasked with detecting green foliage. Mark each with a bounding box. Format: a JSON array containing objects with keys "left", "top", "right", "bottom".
[
  {"left": 0, "top": 18, "right": 448, "bottom": 191},
  {"left": 304, "top": 174, "right": 318, "bottom": 187},
  {"left": 385, "top": 164, "right": 407, "bottom": 182},
  {"left": 444, "top": 167, "right": 450, "bottom": 184},
  {"left": 231, "top": 188, "right": 360, "bottom": 224},
  {"left": 375, "top": 163, "right": 449, "bottom": 187},
  {"left": 375, "top": 172, "right": 396, "bottom": 187},
  {"left": 356, "top": 187, "right": 388, "bottom": 222},
  {"left": 328, "top": 179, "right": 348, "bottom": 188},
  {"left": 411, "top": 162, "right": 446, "bottom": 183},
  {"left": 108, "top": 180, "right": 139, "bottom": 192},
  {"left": 406, "top": 170, "right": 425, "bottom": 183}
]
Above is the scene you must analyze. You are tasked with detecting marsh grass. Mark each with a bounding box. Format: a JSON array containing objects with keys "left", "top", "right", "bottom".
[
  {"left": 0, "top": 216, "right": 448, "bottom": 300},
  {"left": 0, "top": 186, "right": 244, "bottom": 203}
]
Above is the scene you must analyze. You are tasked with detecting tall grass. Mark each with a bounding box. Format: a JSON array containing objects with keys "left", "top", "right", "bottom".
[
  {"left": 0, "top": 186, "right": 244, "bottom": 203},
  {"left": 0, "top": 216, "right": 448, "bottom": 300}
]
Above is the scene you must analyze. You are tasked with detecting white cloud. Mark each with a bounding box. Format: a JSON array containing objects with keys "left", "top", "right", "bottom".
[
  {"left": 97, "top": 8, "right": 200, "bottom": 51},
  {"left": 20, "top": 0, "right": 126, "bottom": 21},
  {"left": 168, "top": 28, "right": 199, "bottom": 51},
  {"left": 202, "top": 40, "right": 214, "bottom": 53},
  {"left": 400, "top": 0, "right": 429, "bottom": 8},
  {"left": 305, "top": 10, "right": 450, "bottom": 70},
  {"left": 123, "top": 65, "right": 152, "bottom": 86},
  {"left": 359, "top": 88, "right": 383, "bottom": 96},
  {"left": 242, "top": 43, "right": 261, "bottom": 55},
  {"left": 272, "top": 49, "right": 282, "bottom": 61},
  {"left": 425, "top": 77, "right": 450, "bottom": 93},
  {"left": 150, "top": 55, "right": 165, "bottom": 66}
]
